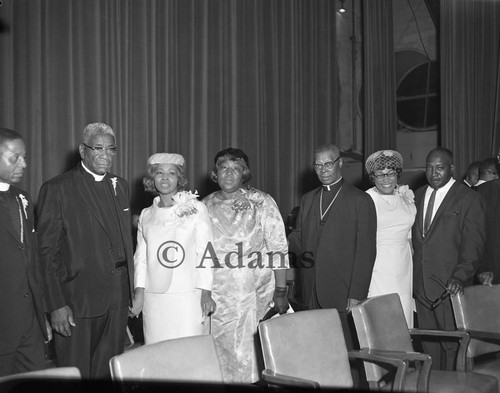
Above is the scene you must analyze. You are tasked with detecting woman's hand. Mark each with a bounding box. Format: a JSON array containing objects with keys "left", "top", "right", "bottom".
[
  {"left": 273, "top": 286, "right": 289, "bottom": 314},
  {"left": 129, "top": 287, "right": 145, "bottom": 318},
  {"left": 201, "top": 289, "right": 216, "bottom": 318}
]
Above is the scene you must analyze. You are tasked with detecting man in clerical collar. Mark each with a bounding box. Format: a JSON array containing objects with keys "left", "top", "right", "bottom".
[
  {"left": 37, "top": 123, "right": 134, "bottom": 379},
  {"left": 0, "top": 128, "right": 51, "bottom": 376},
  {"left": 287, "top": 143, "right": 376, "bottom": 389}
]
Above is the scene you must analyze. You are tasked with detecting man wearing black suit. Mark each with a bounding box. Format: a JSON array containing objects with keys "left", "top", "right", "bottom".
[
  {"left": 0, "top": 128, "right": 51, "bottom": 376},
  {"left": 288, "top": 143, "right": 377, "bottom": 340},
  {"left": 37, "top": 123, "right": 134, "bottom": 379},
  {"left": 476, "top": 149, "right": 500, "bottom": 284},
  {"left": 412, "top": 147, "right": 486, "bottom": 370}
]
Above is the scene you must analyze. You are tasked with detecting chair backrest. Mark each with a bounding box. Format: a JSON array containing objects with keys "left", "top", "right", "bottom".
[
  {"left": 351, "top": 293, "right": 414, "bottom": 382},
  {"left": 109, "top": 334, "right": 223, "bottom": 383},
  {"left": 258, "top": 308, "right": 353, "bottom": 389},
  {"left": 0, "top": 367, "right": 81, "bottom": 384},
  {"left": 451, "top": 284, "right": 500, "bottom": 357}
]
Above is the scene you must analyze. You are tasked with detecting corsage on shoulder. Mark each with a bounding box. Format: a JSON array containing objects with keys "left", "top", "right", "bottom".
[
  {"left": 172, "top": 190, "right": 199, "bottom": 219},
  {"left": 395, "top": 184, "right": 415, "bottom": 205}
]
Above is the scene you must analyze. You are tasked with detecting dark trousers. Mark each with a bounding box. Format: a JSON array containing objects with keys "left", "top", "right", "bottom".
[
  {"left": 415, "top": 297, "right": 458, "bottom": 370},
  {"left": 54, "top": 269, "right": 129, "bottom": 379},
  {"left": 0, "top": 309, "right": 45, "bottom": 377}
]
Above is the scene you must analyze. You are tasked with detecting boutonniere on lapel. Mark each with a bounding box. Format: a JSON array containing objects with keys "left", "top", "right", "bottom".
[
  {"left": 111, "top": 177, "right": 118, "bottom": 196},
  {"left": 19, "top": 194, "right": 28, "bottom": 219}
]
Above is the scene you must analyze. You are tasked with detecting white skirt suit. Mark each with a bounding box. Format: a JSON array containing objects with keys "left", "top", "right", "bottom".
[{"left": 134, "top": 194, "right": 214, "bottom": 344}]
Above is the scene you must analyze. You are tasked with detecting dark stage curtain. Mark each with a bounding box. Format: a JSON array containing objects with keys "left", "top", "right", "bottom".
[
  {"left": 362, "top": 0, "right": 397, "bottom": 157},
  {"left": 0, "top": 0, "right": 339, "bottom": 217},
  {"left": 440, "top": 0, "right": 500, "bottom": 177}
]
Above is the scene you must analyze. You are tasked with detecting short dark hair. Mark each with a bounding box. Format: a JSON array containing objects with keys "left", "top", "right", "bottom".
[
  {"left": 143, "top": 163, "right": 188, "bottom": 195},
  {"left": 478, "top": 157, "right": 498, "bottom": 177},
  {"left": 210, "top": 148, "right": 252, "bottom": 184},
  {"left": 426, "top": 147, "right": 454, "bottom": 164},
  {"left": 0, "top": 128, "right": 24, "bottom": 147}
]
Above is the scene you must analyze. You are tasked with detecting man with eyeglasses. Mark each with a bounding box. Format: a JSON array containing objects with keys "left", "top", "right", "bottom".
[
  {"left": 412, "top": 147, "right": 486, "bottom": 371},
  {"left": 37, "top": 123, "right": 134, "bottom": 378},
  {"left": 288, "top": 143, "right": 376, "bottom": 387}
]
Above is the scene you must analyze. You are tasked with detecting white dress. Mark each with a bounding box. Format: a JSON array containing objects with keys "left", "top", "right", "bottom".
[
  {"left": 134, "top": 191, "right": 214, "bottom": 344},
  {"left": 366, "top": 185, "right": 416, "bottom": 327}
]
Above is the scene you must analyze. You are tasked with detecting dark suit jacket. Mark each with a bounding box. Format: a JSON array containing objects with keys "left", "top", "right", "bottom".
[
  {"left": 476, "top": 179, "right": 500, "bottom": 283},
  {"left": 288, "top": 180, "right": 377, "bottom": 311},
  {"left": 412, "top": 181, "right": 486, "bottom": 301},
  {"left": 37, "top": 164, "right": 134, "bottom": 318},
  {"left": 0, "top": 186, "right": 47, "bottom": 354}
]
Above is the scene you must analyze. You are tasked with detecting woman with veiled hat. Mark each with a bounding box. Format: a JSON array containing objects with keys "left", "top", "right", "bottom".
[
  {"left": 202, "top": 147, "right": 290, "bottom": 384},
  {"left": 365, "top": 150, "right": 417, "bottom": 327},
  {"left": 129, "top": 153, "right": 216, "bottom": 344}
]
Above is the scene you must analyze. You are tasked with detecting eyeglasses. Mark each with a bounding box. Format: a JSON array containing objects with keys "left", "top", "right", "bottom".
[
  {"left": 82, "top": 143, "right": 118, "bottom": 156},
  {"left": 373, "top": 171, "right": 397, "bottom": 179},
  {"left": 313, "top": 156, "right": 341, "bottom": 171},
  {"left": 416, "top": 275, "right": 450, "bottom": 310}
]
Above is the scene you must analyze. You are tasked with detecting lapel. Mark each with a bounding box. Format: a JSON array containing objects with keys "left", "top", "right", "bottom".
[
  {"left": 304, "top": 187, "right": 321, "bottom": 233},
  {"left": 0, "top": 199, "right": 23, "bottom": 247},
  {"left": 74, "top": 166, "right": 112, "bottom": 240},
  {"left": 107, "top": 175, "right": 129, "bottom": 243},
  {"left": 416, "top": 186, "right": 427, "bottom": 237},
  {"left": 424, "top": 181, "right": 460, "bottom": 238}
]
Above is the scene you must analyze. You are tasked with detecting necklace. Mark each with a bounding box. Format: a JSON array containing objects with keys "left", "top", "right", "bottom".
[{"left": 319, "top": 186, "right": 342, "bottom": 222}]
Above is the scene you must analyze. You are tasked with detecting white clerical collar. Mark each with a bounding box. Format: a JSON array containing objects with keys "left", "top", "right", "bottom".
[
  {"left": 322, "top": 177, "right": 343, "bottom": 191},
  {"left": 0, "top": 182, "right": 10, "bottom": 191},
  {"left": 81, "top": 162, "right": 106, "bottom": 182}
]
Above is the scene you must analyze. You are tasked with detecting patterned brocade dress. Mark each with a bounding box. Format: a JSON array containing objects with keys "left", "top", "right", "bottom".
[
  {"left": 366, "top": 185, "right": 417, "bottom": 327},
  {"left": 203, "top": 188, "right": 289, "bottom": 383}
]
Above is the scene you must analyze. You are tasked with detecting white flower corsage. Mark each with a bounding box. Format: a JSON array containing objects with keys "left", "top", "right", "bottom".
[
  {"left": 111, "top": 177, "right": 118, "bottom": 196},
  {"left": 172, "top": 190, "right": 199, "bottom": 219},
  {"left": 19, "top": 194, "right": 28, "bottom": 219},
  {"left": 395, "top": 184, "right": 415, "bottom": 205}
]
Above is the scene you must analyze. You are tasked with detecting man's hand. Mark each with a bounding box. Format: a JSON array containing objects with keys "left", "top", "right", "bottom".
[
  {"left": 50, "top": 305, "right": 75, "bottom": 337},
  {"left": 446, "top": 278, "right": 464, "bottom": 296},
  {"left": 44, "top": 315, "right": 53, "bottom": 342},
  {"left": 129, "top": 287, "right": 145, "bottom": 318},
  {"left": 477, "top": 271, "right": 494, "bottom": 287},
  {"left": 347, "top": 297, "right": 360, "bottom": 311}
]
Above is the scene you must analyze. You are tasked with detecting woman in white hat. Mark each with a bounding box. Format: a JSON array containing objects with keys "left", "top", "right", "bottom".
[
  {"left": 365, "top": 149, "right": 417, "bottom": 327},
  {"left": 130, "top": 153, "right": 216, "bottom": 344}
]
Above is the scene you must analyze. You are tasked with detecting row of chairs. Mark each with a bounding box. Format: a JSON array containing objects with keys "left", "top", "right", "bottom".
[
  {"left": 2, "top": 285, "right": 499, "bottom": 392},
  {"left": 257, "top": 285, "right": 500, "bottom": 392}
]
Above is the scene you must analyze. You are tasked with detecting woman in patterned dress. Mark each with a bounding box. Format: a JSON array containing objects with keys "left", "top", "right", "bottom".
[{"left": 202, "top": 148, "right": 289, "bottom": 384}]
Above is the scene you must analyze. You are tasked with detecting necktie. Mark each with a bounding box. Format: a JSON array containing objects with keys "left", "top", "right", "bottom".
[{"left": 423, "top": 188, "right": 437, "bottom": 236}]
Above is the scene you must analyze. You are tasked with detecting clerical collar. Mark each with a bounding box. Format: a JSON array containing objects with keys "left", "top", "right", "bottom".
[
  {"left": 81, "top": 162, "right": 106, "bottom": 182},
  {"left": 0, "top": 182, "right": 10, "bottom": 191},
  {"left": 322, "top": 177, "right": 343, "bottom": 191}
]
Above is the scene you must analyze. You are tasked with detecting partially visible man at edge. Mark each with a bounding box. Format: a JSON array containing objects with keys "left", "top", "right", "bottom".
[{"left": 0, "top": 128, "right": 52, "bottom": 376}]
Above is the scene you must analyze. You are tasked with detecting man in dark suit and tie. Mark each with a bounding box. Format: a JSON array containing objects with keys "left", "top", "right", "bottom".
[
  {"left": 37, "top": 123, "right": 134, "bottom": 379},
  {"left": 0, "top": 128, "right": 51, "bottom": 376},
  {"left": 288, "top": 143, "right": 377, "bottom": 345},
  {"left": 412, "top": 147, "right": 486, "bottom": 370}
]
